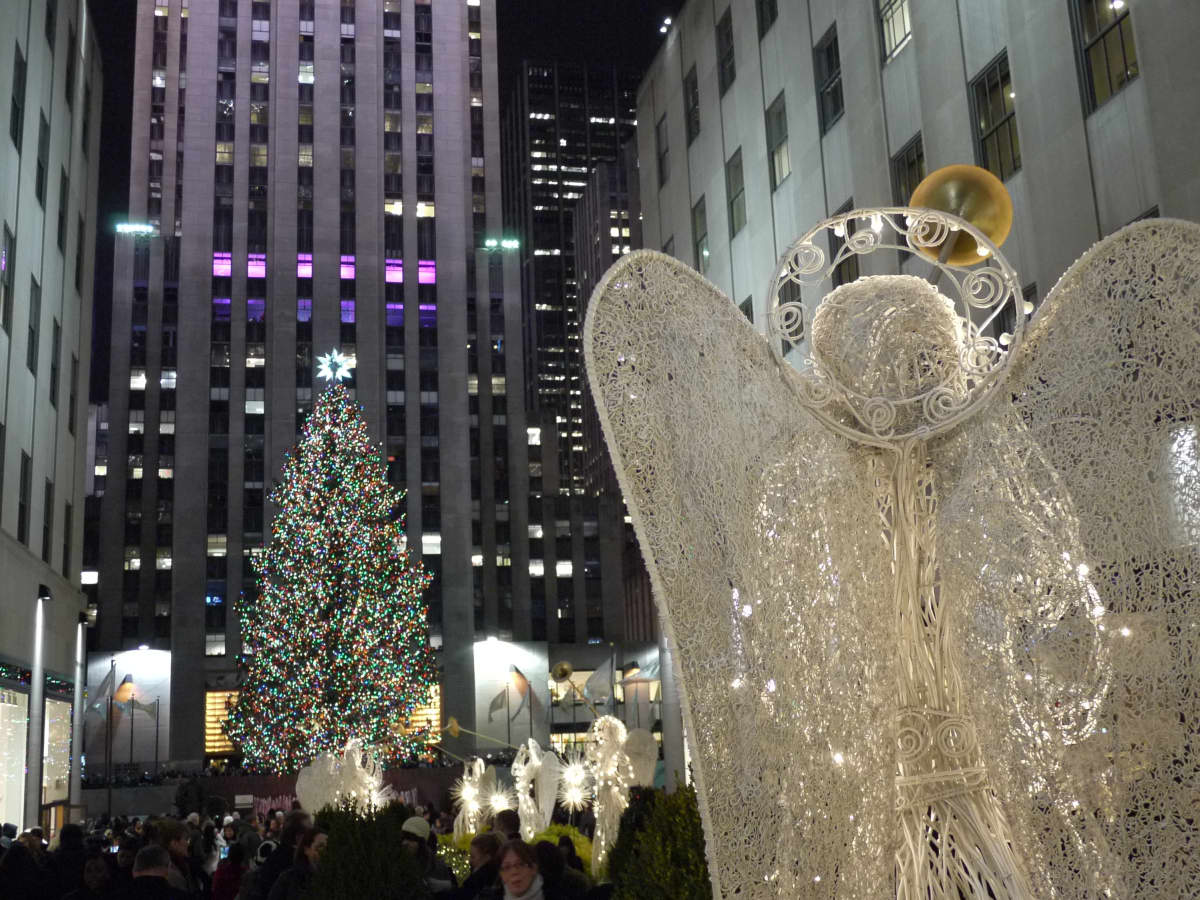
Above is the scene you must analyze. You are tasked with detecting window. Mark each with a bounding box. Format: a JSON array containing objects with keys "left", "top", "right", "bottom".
[
  {"left": 10, "top": 43, "right": 26, "bottom": 151},
  {"left": 756, "top": 0, "right": 778, "bottom": 38},
  {"left": 739, "top": 296, "right": 754, "bottom": 324},
  {"left": 27, "top": 276, "right": 40, "bottom": 372},
  {"left": 1, "top": 224, "right": 13, "bottom": 334},
  {"left": 42, "top": 480, "right": 54, "bottom": 563},
  {"left": 879, "top": 0, "right": 911, "bottom": 59},
  {"left": 18, "top": 452, "right": 31, "bottom": 545},
  {"left": 971, "top": 52, "right": 1020, "bottom": 181},
  {"left": 1072, "top": 0, "right": 1137, "bottom": 112},
  {"left": 814, "top": 26, "right": 843, "bottom": 134},
  {"left": 891, "top": 132, "right": 925, "bottom": 205},
  {"left": 765, "top": 92, "right": 790, "bottom": 190},
  {"left": 35, "top": 114, "right": 49, "bottom": 205},
  {"left": 684, "top": 67, "right": 701, "bottom": 144},
  {"left": 68, "top": 355, "right": 78, "bottom": 434},
  {"left": 655, "top": 114, "right": 669, "bottom": 187},
  {"left": 49, "top": 320, "right": 61, "bottom": 406},
  {"left": 726, "top": 148, "right": 746, "bottom": 238},
  {"left": 716, "top": 9, "right": 736, "bottom": 94},
  {"left": 62, "top": 502, "right": 72, "bottom": 577},
  {"left": 692, "top": 196, "right": 709, "bottom": 275},
  {"left": 831, "top": 199, "right": 859, "bottom": 288},
  {"left": 57, "top": 170, "right": 69, "bottom": 251}
]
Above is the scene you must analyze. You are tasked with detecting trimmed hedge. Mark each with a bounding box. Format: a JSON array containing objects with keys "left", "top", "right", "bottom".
[
  {"left": 609, "top": 785, "right": 711, "bottom": 900},
  {"left": 311, "top": 803, "right": 433, "bottom": 899}
]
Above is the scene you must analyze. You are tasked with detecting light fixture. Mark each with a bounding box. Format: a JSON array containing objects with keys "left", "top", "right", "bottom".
[{"left": 138, "top": 644, "right": 149, "bottom": 651}]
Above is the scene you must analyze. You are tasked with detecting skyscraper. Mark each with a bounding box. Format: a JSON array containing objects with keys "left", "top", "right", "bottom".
[
  {"left": 0, "top": 0, "right": 102, "bottom": 829},
  {"left": 92, "top": 0, "right": 518, "bottom": 761}
]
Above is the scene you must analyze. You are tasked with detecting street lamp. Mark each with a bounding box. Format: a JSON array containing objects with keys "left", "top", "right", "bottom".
[{"left": 24, "top": 585, "right": 51, "bottom": 828}]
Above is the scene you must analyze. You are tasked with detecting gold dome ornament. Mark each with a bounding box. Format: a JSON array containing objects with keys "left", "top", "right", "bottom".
[{"left": 909, "top": 164, "right": 1013, "bottom": 265}]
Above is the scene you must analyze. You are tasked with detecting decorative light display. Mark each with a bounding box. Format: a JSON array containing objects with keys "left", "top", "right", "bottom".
[
  {"left": 316, "top": 347, "right": 355, "bottom": 382},
  {"left": 295, "top": 739, "right": 398, "bottom": 814},
  {"left": 513, "top": 738, "right": 562, "bottom": 840},
  {"left": 223, "top": 382, "right": 437, "bottom": 773},
  {"left": 586, "top": 716, "right": 634, "bottom": 870},
  {"left": 557, "top": 749, "right": 591, "bottom": 814},
  {"left": 452, "top": 758, "right": 496, "bottom": 839}
]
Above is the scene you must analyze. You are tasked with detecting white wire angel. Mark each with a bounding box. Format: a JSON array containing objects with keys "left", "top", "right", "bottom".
[
  {"left": 294, "top": 739, "right": 397, "bottom": 814},
  {"left": 451, "top": 757, "right": 496, "bottom": 840},
  {"left": 512, "top": 738, "right": 562, "bottom": 840},
  {"left": 584, "top": 212, "right": 1200, "bottom": 899},
  {"left": 586, "top": 715, "right": 636, "bottom": 871}
]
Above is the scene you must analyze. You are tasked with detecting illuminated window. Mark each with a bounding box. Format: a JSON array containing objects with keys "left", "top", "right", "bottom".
[
  {"left": 548, "top": 670, "right": 594, "bottom": 705},
  {"left": 394, "top": 684, "right": 442, "bottom": 743},
  {"left": 1071, "top": 0, "right": 1137, "bottom": 112},
  {"left": 205, "top": 690, "right": 238, "bottom": 754},
  {"left": 971, "top": 52, "right": 1020, "bottom": 181},
  {"left": 879, "top": 0, "right": 912, "bottom": 59},
  {"left": 766, "top": 92, "right": 790, "bottom": 190},
  {"left": 215, "top": 142, "right": 233, "bottom": 164},
  {"left": 725, "top": 148, "right": 746, "bottom": 238},
  {"left": 298, "top": 145, "right": 313, "bottom": 167}
]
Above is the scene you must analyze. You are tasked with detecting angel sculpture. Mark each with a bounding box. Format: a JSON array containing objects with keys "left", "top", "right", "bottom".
[
  {"left": 451, "top": 757, "right": 497, "bottom": 840},
  {"left": 586, "top": 715, "right": 637, "bottom": 871},
  {"left": 584, "top": 208, "right": 1200, "bottom": 899},
  {"left": 512, "top": 738, "right": 562, "bottom": 840},
  {"left": 294, "top": 739, "right": 397, "bottom": 814}
]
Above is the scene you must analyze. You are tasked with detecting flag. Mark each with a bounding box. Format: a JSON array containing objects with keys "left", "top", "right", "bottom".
[
  {"left": 583, "top": 658, "right": 614, "bottom": 704},
  {"left": 509, "top": 666, "right": 530, "bottom": 721},
  {"left": 487, "top": 686, "right": 507, "bottom": 723},
  {"left": 85, "top": 665, "right": 116, "bottom": 717},
  {"left": 620, "top": 660, "right": 661, "bottom": 684}
]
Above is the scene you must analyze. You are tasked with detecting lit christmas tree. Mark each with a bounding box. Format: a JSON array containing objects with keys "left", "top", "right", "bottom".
[{"left": 225, "top": 352, "right": 437, "bottom": 772}]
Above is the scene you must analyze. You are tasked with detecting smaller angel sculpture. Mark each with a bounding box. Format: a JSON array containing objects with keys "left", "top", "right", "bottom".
[
  {"left": 294, "top": 739, "right": 397, "bottom": 814},
  {"left": 451, "top": 757, "right": 497, "bottom": 840}
]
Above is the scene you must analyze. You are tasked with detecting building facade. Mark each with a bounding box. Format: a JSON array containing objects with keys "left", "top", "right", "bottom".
[
  {"left": 636, "top": 0, "right": 1200, "bottom": 340},
  {"left": 0, "top": 0, "right": 103, "bottom": 830},
  {"left": 91, "top": 0, "right": 526, "bottom": 763}
]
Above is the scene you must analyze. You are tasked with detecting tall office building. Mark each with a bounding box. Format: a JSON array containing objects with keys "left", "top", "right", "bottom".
[
  {"left": 637, "top": 0, "right": 1199, "bottom": 340},
  {"left": 91, "top": 0, "right": 525, "bottom": 762},
  {"left": 499, "top": 61, "right": 643, "bottom": 656},
  {"left": 1, "top": 0, "right": 102, "bottom": 829}
]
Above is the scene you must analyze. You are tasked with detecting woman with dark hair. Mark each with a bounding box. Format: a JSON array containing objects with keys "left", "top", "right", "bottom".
[
  {"left": 495, "top": 839, "right": 569, "bottom": 900},
  {"left": 533, "top": 841, "right": 589, "bottom": 900},
  {"left": 266, "top": 827, "right": 325, "bottom": 900},
  {"left": 555, "top": 837, "right": 584, "bottom": 874},
  {"left": 212, "top": 842, "right": 248, "bottom": 900}
]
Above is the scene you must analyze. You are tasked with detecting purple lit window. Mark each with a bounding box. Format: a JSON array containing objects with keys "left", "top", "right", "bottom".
[
  {"left": 418, "top": 259, "right": 436, "bottom": 284},
  {"left": 386, "top": 303, "right": 404, "bottom": 327},
  {"left": 212, "top": 297, "right": 231, "bottom": 323},
  {"left": 248, "top": 253, "right": 267, "bottom": 278},
  {"left": 340, "top": 300, "right": 356, "bottom": 324},
  {"left": 247, "top": 299, "right": 266, "bottom": 322},
  {"left": 340, "top": 255, "right": 356, "bottom": 280},
  {"left": 297, "top": 299, "right": 312, "bottom": 322},
  {"left": 297, "top": 253, "right": 313, "bottom": 278},
  {"left": 212, "top": 252, "right": 232, "bottom": 277},
  {"left": 419, "top": 305, "right": 437, "bottom": 328},
  {"left": 385, "top": 258, "right": 404, "bottom": 283}
]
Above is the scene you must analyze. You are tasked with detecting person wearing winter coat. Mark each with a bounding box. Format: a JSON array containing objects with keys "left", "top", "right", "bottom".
[{"left": 266, "top": 828, "right": 325, "bottom": 900}]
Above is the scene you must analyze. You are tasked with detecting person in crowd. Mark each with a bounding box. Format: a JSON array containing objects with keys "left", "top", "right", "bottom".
[
  {"left": 111, "top": 834, "right": 143, "bottom": 892},
  {"left": 211, "top": 842, "right": 248, "bottom": 900},
  {"left": 62, "top": 856, "right": 114, "bottom": 900},
  {"left": 233, "top": 840, "right": 276, "bottom": 900},
  {"left": 492, "top": 810, "right": 521, "bottom": 843},
  {"left": 112, "top": 844, "right": 191, "bottom": 899},
  {"left": 48, "top": 822, "right": 89, "bottom": 896},
  {"left": 266, "top": 827, "right": 325, "bottom": 900},
  {"left": 235, "top": 813, "right": 262, "bottom": 860},
  {"left": 400, "top": 816, "right": 456, "bottom": 894},
  {"left": 0, "top": 837, "right": 54, "bottom": 900},
  {"left": 252, "top": 810, "right": 311, "bottom": 900},
  {"left": 1, "top": 822, "right": 18, "bottom": 851},
  {"left": 534, "top": 841, "right": 589, "bottom": 900},
  {"left": 153, "top": 818, "right": 201, "bottom": 896},
  {"left": 448, "top": 832, "right": 501, "bottom": 900},
  {"left": 495, "top": 839, "right": 569, "bottom": 900},
  {"left": 201, "top": 821, "right": 223, "bottom": 877},
  {"left": 556, "top": 837, "right": 584, "bottom": 874}
]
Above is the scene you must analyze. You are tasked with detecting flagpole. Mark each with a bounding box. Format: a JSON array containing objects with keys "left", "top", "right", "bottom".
[
  {"left": 105, "top": 657, "right": 115, "bottom": 819},
  {"left": 154, "top": 698, "right": 160, "bottom": 775},
  {"left": 129, "top": 688, "right": 135, "bottom": 766},
  {"left": 505, "top": 681, "right": 511, "bottom": 748}
]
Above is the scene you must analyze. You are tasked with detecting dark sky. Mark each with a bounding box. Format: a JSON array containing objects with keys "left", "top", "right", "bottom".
[{"left": 89, "top": 0, "right": 681, "bottom": 401}]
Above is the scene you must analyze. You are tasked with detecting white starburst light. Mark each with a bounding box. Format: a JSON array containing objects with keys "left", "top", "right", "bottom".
[{"left": 317, "top": 348, "right": 355, "bottom": 382}]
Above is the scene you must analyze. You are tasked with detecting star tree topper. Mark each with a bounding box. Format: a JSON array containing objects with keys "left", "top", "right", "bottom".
[{"left": 317, "top": 348, "right": 355, "bottom": 382}]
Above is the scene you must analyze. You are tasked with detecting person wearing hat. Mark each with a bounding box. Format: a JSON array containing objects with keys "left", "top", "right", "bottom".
[{"left": 401, "top": 816, "right": 456, "bottom": 894}]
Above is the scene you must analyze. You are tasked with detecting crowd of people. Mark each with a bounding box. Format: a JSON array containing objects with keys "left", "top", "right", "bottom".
[{"left": 0, "top": 804, "right": 610, "bottom": 900}]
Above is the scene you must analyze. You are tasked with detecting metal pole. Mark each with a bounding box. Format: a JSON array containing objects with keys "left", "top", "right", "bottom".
[
  {"left": 129, "top": 689, "right": 135, "bottom": 766},
  {"left": 68, "top": 617, "right": 85, "bottom": 822},
  {"left": 105, "top": 658, "right": 115, "bottom": 819},
  {"left": 505, "top": 682, "right": 511, "bottom": 748},
  {"left": 154, "top": 698, "right": 160, "bottom": 775},
  {"left": 23, "top": 596, "right": 47, "bottom": 828}
]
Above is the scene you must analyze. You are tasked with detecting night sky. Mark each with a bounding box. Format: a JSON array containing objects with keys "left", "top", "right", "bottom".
[{"left": 88, "top": 0, "right": 681, "bottom": 402}]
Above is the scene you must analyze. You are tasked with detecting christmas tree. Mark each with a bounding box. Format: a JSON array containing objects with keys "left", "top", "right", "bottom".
[{"left": 225, "top": 359, "right": 437, "bottom": 772}]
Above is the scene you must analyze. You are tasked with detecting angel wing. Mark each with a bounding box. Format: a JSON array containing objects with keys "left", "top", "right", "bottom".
[
  {"left": 938, "top": 219, "right": 1200, "bottom": 898},
  {"left": 534, "top": 744, "right": 561, "bottom": 831},
  {"left": 585, "top": 252, "right": 901, "bottom": 896}
]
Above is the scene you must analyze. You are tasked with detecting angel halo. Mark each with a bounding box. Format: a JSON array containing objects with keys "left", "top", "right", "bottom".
[{"left": 584, "top": 206, "right": 1200, "bottom": 899}]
